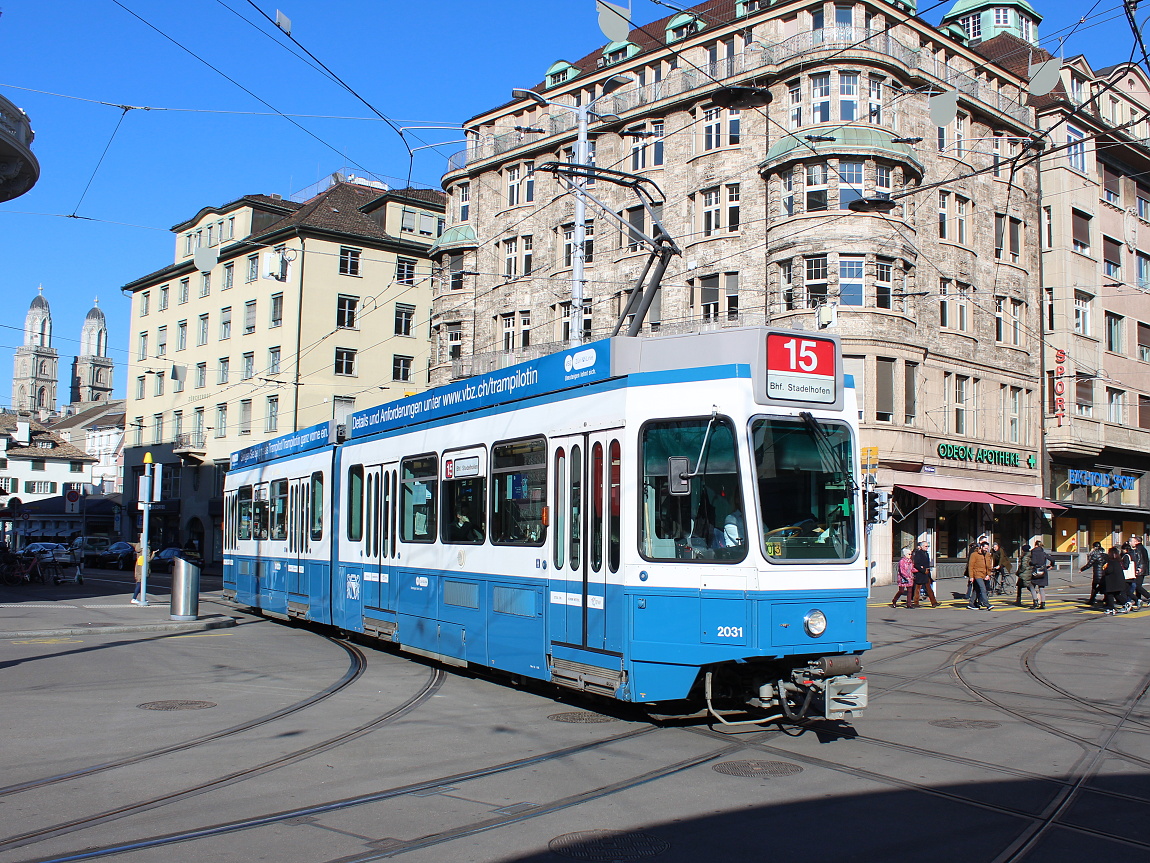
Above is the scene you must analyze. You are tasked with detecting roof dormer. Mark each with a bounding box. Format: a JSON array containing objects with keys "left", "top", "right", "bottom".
[
  {"left": 600, "top": 41, "right": 640, "bottom": 68},
  {"left": 545, "top": 60, "right": 580, "bottom": 90},
  {"left": 666, "top": 12, "right": 703, "bottom": 42}
]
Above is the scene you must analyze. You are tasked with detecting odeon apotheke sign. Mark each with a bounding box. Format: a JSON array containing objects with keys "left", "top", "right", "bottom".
[{"left": 936, "top": 441, "right": 1037, "bottom": 469}]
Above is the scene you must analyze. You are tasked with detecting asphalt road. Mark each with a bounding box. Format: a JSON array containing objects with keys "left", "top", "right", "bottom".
[{"left": 1, "top": 571, "right": 1148, "bottom": 863}]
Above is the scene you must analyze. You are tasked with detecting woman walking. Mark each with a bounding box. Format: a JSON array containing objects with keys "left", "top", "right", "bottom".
[
  {"left": 891, "top": 548, "right": 914, "bottom": 607},
  {"left": 1015, "top": 543, "right": 1037, "bottom": 607},
  {"left": 1028, "top": 540, "right": 1051, "bottom": 609},
  {"left": 1102, "top": 545, "right": 1129, "bottom": 615},
  {"left": 908, "top": 540, "right": 939, "bottom": 608}
]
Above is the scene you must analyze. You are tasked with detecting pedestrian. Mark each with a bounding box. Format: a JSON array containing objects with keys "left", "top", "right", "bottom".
[
  {"left": 131, "top": 542, "right": 145, "bottom": 605},
  {"left": 1120, "top": 541, "right": 1138, "bottom": 612},
  {"left": 1102, "top": 545, "right": 1129, "bottom": 615},
  {"left": 1015, "top": 543, "right": 1037, "bottom": 607},
  {"left": 966, "top": 541, "right": 995, "bottom": 610},
  {"left": 908, "top": 540, "right": 939, "bottom": 608},
  {"left": 1080, "top": 541, "right": 1106, "bottom": 605},
  {"left": 989, "top": 542, "right": 1010, "bottom": 595},
  {"left": 891, "top": 547, "right": 914, "bottom": 607},
  {"left": 1028, "top": 539, "right": 1051, "bottom": 609},
  {"left": 1128, "top": 535, "right": 1150, "bottom": 609}
]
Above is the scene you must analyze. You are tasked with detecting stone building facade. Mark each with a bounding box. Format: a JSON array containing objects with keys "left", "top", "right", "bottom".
[{"left": 434, "top": 0, "right": 1055, "bottom": 580}]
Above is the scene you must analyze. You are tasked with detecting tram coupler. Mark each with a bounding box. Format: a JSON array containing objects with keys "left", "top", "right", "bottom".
[{"left": 791, "top": 656, "right": 868, "bottom": 720}]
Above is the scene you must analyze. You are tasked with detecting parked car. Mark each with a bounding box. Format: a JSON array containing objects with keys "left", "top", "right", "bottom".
[
  {"left": 70, "top": 536, "right": 111, "bottom": 566},
  {"left": 94, "top": 541, "right": 137, "bottom": 571},
  {"left": 20, "top": 543, "right": 76, "bottom": 564},
  {"left": 149, "top": 547, "right": 203, "bottom": 573}
]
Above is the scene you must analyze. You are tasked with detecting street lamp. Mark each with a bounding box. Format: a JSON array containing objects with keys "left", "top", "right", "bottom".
[{"left": 512, "top": 75, "right": 634, "bottom": 346}]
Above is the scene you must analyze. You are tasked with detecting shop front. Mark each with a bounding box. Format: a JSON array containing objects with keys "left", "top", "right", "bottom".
[{"left": 1048, "top": 462, "right": 1149, "bottom": 553}]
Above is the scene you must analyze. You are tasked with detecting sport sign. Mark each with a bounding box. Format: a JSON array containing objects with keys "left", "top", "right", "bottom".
[{"left": 765, "top": 334, "right": 837, "bottom": 405}]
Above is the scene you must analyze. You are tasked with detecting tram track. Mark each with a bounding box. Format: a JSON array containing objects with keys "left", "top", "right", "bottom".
[
  {"left": 0, "top": 634, "right": 367, "bottom": 799},
  {"left": 0, "top": 665, "right": 446, "bottom": 856},
  {"left": 16, "top": 724, "right": 675, "bottom": 863}
]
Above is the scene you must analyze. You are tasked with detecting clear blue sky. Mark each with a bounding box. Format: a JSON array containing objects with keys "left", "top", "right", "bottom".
[{"left": 0, "top": 0, "right": 1132, "bottom": 403}]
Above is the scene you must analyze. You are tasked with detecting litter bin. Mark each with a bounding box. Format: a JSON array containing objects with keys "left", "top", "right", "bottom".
[{"left": 170, "top": 557, "right": 201, "bottom": 621}]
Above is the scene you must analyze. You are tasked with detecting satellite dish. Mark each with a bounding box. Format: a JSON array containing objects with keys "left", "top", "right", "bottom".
[
  {"left": 1028, "top": 59, "right": 1061, "bottom": 97},
  {"left": 929, "top": 90, "right": 959, "bottom": 127},
  {"left": 597, "top": 0, "right": 630, "bottom": 44},
  {"left": 193, "top": 247, "right": 218, "bottom": 273}
]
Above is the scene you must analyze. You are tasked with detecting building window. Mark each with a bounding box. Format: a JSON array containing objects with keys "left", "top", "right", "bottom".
[
  {"left": 218, "top": 357, "right": 230, "bottom": 384},
  {"left": 215, "top": 404, "right": 227, "bottom": 437},
  {"left": 1074, "top": 291, "right": 1092, "bottom": 335},
  {"left": 392, "top": 355, "right": 413, "bottom": 382},
  {"left": 458, "top": 183, "right": 470, "bottom": 221},
  {"left": 1106, "top": 312, "right": 1125, "bottom": 353},
  {"left": 196, "top": 362, "right": 207, "bottom": 388},
  {"left": 838, "top": 161, "right": 864, "bottom": 210},
  {"left": 811, "top": 73, "right": 831, "bottom": 122},
  {"left": 176, "top": 320, "right": 187, "bottom": 351},
  {"left": 503, "top": 236, "right": 518, "bottom": 277},
  {"left": 219, "top": 307, "right": 232, "bottom": 340},
  {"left": 839, "top": 71, "right": 858, "bottom": 121},
  {"left": 1075, "top": 375, "right": 1093, "bottom": 417},
  {"left": 340, "top": 246, "right": 361, "bottom": 277},
  {"left": 1072, "top": 209, "right": 1091, "bottom": 254},
  {"left": 806, "top": 163, "right": 828, "bottom": 211},
  {"left": 702, "top": 187, "right": 721, "bottom": 236},
  {"left": 939, "top": 280, "right": 969, "bottom": 331},
  {"left": 1108, "top": 388, "right": 1126, "bottom": 423},
  {"left": 726, "top": 184, "right": 740, "bottom": 230},
  {"left": 395, "top": 303, "right": 415, "bottom": 336},
  {"left": 136, "top": 375, "right": 145, "bottom": 399},
  {"left": 805, "top": 255, "right": 828, "bottom": 307},
  {"left": 200, "top": 272, "right": 211, "bottom": 298},
  {"left": 154, "top": 372, "right": 164, "bottom": 396},
  {"left": 520, "top": 310, "right": 531, "bottom": 348},
  {"left": 700, "top": 106, "right": 739, "bottom": 150},
  {"left": 246, "top": 255, "right": 258, "bottom": 282},
  {"left": 506, "top": 165, "right": 520, "bottom": 206},
  {"left": 954, "top": 374, "right": 972, "bottom": 435},
  {"left": 242, "top": 352, "right": 254, "bottom": 380},
  {"left": 876, "top": 357, "right": 895, "bottom": 422},
  {"left": 396, "top": 257, "right": 416, "bottom": 285},
  {"left": 651, "top": 121, "right": 664, "bottom": 165},
  {"left": 446, "top": 323, "right": 463, "bottom": 360},
  {"left": 1067, "top": 126, "right": 1087, "bottom": 172},
  {"left": 337, "top": 295, "right": 359, "bottom": 329},
  {"left": 140, "top": 292, "right": 150, "bottom": 316},
  {"left": 562, "top": 221, "right": 595, "bottom": 266},
  {"left": 839, "top": 256, "right": 864, "bottom": 305},
  {"left": 1005, "top": 386, "right": 1022, "bottom": 442},
  {"left": 239, "top": 400, "right": 252, "bottom": 435},
  {"left": 335, "top": 348, "right": 357, "bottom": 376},
  {"left": 222, "top": 262, "right": 234, "bottom": 291},
  {"left": 156, "top": 326, "right": 167, "bottom": 357},
  {"left": 157, "top": 285, "right": 169, "bottom": 311},
  {"left": 269, "top": 346, "right": 281, "bottom": 375},
  {"left": 788, "top": 78, "right": 802, "bottom": 128},
  {"left": 781, "top": 168, "right": 794, "bottom": 215},
  {"left": 266, "top": 396, "right": 279, "bottom": 432},
  {"left": 1104, "top": 166, "right": 1123, "bottom": 205},
  {"left": 938, "top": 191, "right": 949, "bottom": 239},
  {"left": 1104, "top": 237, "right": 1123, "bottom": 280},
  {"left": 522, "top": 235, "right": 533, "bottom": 275},
  {"left": 961, "top": 12, "right": 982, "bottom": 39},
  {"left": 137, "top": 332, "right": 148, "bottom": 361},
  {"left": 270, "top": 293, "right": 283, "bottom": 328},
  {"left": 153, "top": 413, "right": 164, "bottom": 445},
  {"left": 178, "top": 278, "right": 189, "bottom": 304}
]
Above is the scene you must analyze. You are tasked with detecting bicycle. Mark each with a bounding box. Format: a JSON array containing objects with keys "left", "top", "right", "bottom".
[{"left": 989, "top": 567, "right": 1014, "bottom": 596}]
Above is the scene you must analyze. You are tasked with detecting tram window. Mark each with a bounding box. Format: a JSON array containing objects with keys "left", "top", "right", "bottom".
[
  {"left": 443, "top": 475, "right": 485, "bottom": 544},
  {"left": 609, "top": 439, "right": 621, "bottom": 573},
  {"left": 270, "top": 480, "right": 288, "bottom": 540},
  {"left": 491, "top": 437, "right": 546, "bottom": 546},
  {"left": 238, "top": 485, "right": 253, "bottom": 541},
  {"left": 347, "top": 465, "right": 364, "bottom": 541},
  {"left": 401, "top": 455, "right": 438, "bottom": 542},
  {"left": 639, "top": 417, "right": 746, "bottom": 563},
  {"left": 288, "top": 485, "right": 296, "bottom": 551},
  {"left": 554, "top": 448, "right": 566, "bottom": 569},
  {"left": 752, "top": 417, "right": 858, "bottom": 562},
  {"left": 570, "top": 444, "right": 582, "bottom": 571},
  {"left": 310, "top": 472, "right": 324, "bottom": 541},
  {"left": 253, "top": 494, "right": 269, "bottom": 539},
  {"left": 591, "top": 442, "right": 604, "bottom": 572}
]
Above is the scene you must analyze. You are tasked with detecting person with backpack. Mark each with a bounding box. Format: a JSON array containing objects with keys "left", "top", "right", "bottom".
[
  {"left": 1080, "top": 541, "right": 1107, "bottom": 606},
  {"left": 1028, "top": 540, "right": 1052, "bottom": 609}
]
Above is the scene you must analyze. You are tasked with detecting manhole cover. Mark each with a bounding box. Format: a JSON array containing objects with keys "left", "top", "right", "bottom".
[
  {"left": 1065, "top": 652, "right": 1107, "bottom": 657},
  {"left": 549, "top": 830, "right": 669, "bottom": 861},
  {"left": 548, "top": 711, "right": 617, "bottom": 723},
  {"left": 930, "top": 719, "right": 1000, "bottom": 729},
  {"left": 138, "top": 700, "right": 217, "bottom": 711},
  {"left": 712, "top": 760, "right": 804, "bottom": 778}
]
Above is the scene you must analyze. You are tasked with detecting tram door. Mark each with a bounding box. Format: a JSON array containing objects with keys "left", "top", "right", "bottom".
[
  {"left": 551, "top": 430, "right": 621, "bottom": 652},
  {"left": 365, "top": 462, "right": 399, "bottom": 614}
]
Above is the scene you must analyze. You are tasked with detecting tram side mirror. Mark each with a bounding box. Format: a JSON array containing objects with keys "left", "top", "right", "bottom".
[{"left": 668, "top": 457, "right": 692, "bottom": 496}]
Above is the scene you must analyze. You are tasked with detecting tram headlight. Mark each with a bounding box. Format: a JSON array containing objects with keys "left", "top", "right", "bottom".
[{"left": 804, "top": 609, "right": 827, "bottom": 637}]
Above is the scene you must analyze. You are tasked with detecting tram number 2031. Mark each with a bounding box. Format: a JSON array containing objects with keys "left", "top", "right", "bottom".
[{"left": 715, "top": 626, "right": 745, "bottom": 638}]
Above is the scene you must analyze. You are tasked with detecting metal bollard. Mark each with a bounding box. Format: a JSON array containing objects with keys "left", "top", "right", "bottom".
[{"left": 170, "top": 557, "right": 201, "bottom": 621}]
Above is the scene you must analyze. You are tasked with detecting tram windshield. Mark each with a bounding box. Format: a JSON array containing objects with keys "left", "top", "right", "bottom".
[
  {"left": 640, "top": 417, "right": 747, "bottom": 562},
  {"left": 751, "top": 417, "right": 858, "bottom": 561}
]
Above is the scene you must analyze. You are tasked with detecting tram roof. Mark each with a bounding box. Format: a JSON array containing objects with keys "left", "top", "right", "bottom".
[{"left": 230, "top": 328, "right": 846, "bottom": 470}]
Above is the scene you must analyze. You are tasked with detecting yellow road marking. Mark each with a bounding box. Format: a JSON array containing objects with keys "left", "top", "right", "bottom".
[{"left": 10, "top": 637, "right": 84, "bottom": 644}]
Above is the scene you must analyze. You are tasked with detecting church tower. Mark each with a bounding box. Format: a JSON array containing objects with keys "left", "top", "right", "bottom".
[
  {"left": 70, "top": 299, "right": 114, "bottom": 404},
  {"left": 12, "top": 287, "right": 58, "bottom": 413}
]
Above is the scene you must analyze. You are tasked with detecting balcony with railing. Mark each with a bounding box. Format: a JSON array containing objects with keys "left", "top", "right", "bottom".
[
  {"left": 448, "top": 27, "right": 1030, "bottom": 173},
  {"left": 0, "top": 92, "right": 39, "bottom": 202},
  {"left": 172, "top": 431, "right": 207, "bottom": 463}
]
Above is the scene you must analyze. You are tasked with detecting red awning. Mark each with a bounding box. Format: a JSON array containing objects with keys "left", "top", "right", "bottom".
[
  {"left": 895, "top": 485, "right": 1002, "bottom": 505},
  {"left": 989, "top": 493, "right": 1067, "bottom": 511}
]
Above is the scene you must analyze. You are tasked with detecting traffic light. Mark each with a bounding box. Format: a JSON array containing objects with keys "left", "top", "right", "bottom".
[{"left": 869, "top": 490, "right": 890, "bottom": 523}]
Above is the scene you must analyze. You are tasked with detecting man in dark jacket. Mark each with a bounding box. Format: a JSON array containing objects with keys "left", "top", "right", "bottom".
[
  {"left": 1130, "top": 535, "right": 1150, "bottom": 609},
  {"left": 1080, "top": 542, "right": 1106, "bottom": 605},
  {"left": 909, "top": 540, "right": 939, "bottom": 608}
]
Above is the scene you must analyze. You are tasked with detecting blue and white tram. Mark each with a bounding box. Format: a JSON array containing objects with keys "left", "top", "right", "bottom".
[{"left": 223, "top": 327, "right": 869, "bottom": 720}]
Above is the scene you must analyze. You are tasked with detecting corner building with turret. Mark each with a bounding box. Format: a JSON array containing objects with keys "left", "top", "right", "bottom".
[{"left": 435, "top": 0, "right": 1059, "bottom": 582}]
